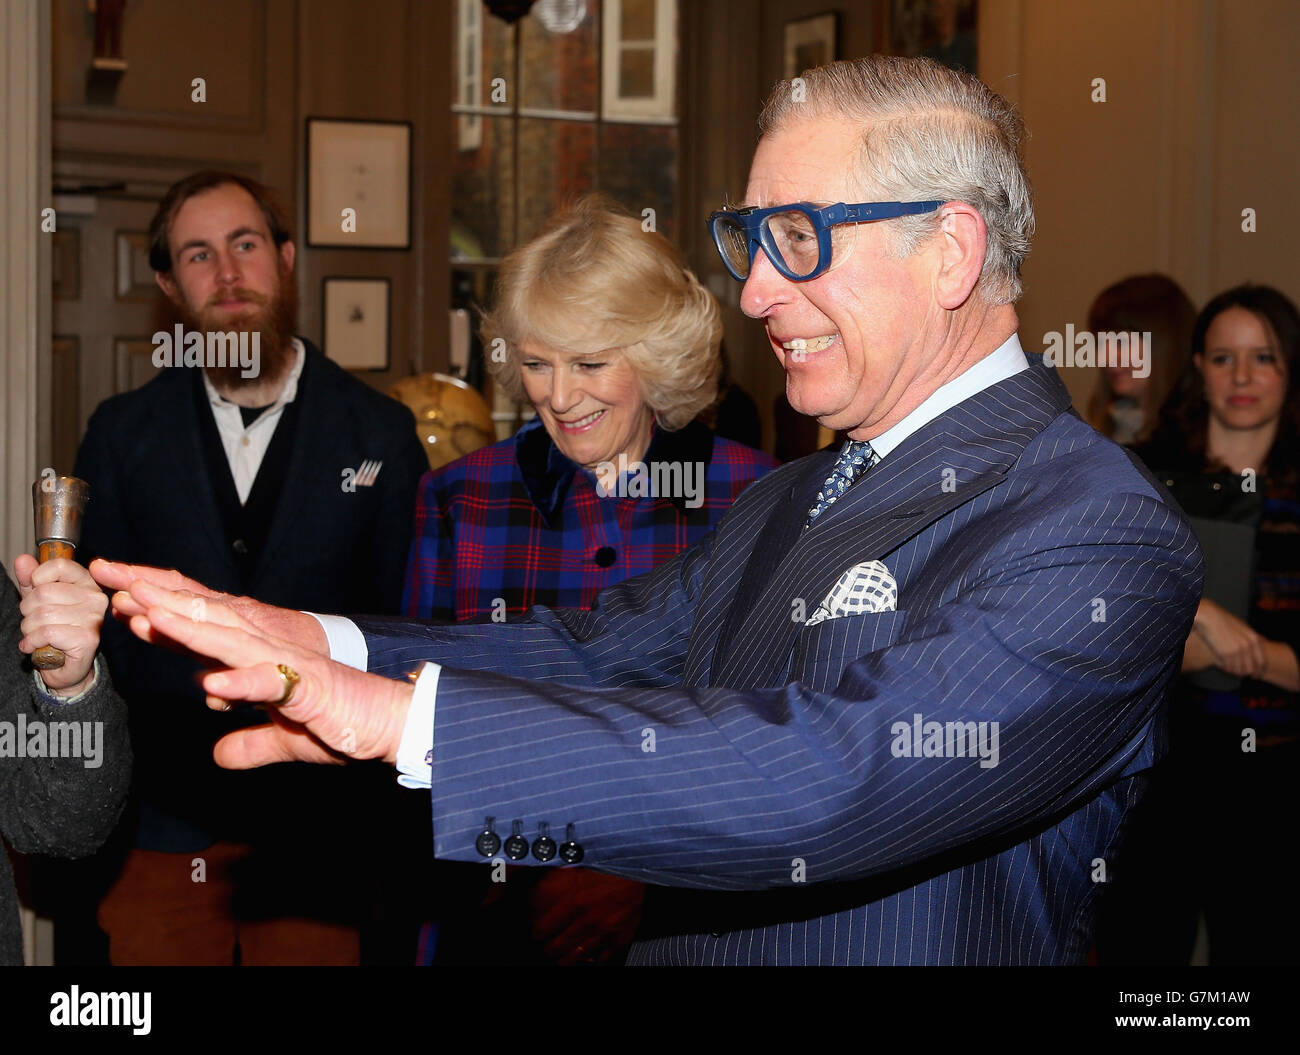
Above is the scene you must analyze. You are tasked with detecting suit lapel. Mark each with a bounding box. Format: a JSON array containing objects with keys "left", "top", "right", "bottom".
[
  {"left": 712, "top": 447, "right": 835, "bottom": 663},
  {"left": 710, "top": 363, "right": 1072, "bottom": 686}
]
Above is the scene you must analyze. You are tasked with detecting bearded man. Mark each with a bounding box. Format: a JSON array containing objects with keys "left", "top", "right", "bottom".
[{"left": 67, "top": 172, "right": 427, "bottom": 964}]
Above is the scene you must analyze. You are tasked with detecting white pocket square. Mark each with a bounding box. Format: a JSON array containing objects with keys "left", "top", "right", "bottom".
[{"left": 805, "top": 560, "right": 898, "bottom": 627}]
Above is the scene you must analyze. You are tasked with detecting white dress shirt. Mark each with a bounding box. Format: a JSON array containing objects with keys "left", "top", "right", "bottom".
[
  {"left": 310, "top": 332, "right": 1031, "bottom": 788},
  {"left": 201, "top": 339, "right": 306, "bottom": 503}
]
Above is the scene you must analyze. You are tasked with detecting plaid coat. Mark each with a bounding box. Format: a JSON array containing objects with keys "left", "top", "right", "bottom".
[{"left": 402, "top": 418, "right": 778, "bottom": 621}]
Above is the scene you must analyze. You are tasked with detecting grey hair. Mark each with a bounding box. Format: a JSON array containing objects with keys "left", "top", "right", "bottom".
[{"left": 758, "top": 55, "right": 1034, "bottom": 304}]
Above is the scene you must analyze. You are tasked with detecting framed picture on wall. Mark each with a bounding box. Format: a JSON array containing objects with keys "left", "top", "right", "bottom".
[
  {"left": 306, "top": 118, "right": 412, "bottom": 248},
  {"left": 322, "top": 277, "right": 390, "bottom": 370},
  {"left": 783, "top": 12, "right": 838, "bottom": 80}
]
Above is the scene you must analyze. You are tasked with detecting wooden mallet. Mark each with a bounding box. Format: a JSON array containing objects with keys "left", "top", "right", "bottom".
[{"left": 31, "top": 474, "right": 90, "bottom": 670}]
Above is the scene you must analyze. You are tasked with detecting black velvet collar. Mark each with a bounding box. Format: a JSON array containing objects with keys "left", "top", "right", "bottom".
[{"left": 515, "top": 416, "right": 717, "bottom": 526}]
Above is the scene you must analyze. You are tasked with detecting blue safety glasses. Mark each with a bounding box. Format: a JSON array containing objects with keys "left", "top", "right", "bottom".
[{"left": 708, "top": 200, "right": 944, "bottom": 282}]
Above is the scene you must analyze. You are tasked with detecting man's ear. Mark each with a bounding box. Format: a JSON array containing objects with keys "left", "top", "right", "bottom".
[
  {"left": 155, "top": 270, "right": 182, "bottom": 305},
  {"left": 279, "top": 239, "right": 296, "bottom": 274},
  {"left": 932, "top": 202, "right": 986, "bottom": 310}
]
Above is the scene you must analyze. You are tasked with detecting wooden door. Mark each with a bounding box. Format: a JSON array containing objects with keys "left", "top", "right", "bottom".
[{"left": 51, "top": 193, "right": 174, "bottom": 473}]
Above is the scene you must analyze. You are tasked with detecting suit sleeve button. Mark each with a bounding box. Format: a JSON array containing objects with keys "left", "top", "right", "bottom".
[
  {"left": 475, "top": 817, "right": 501, "bottom": 857},
  {"left": 504, "top": 819, "right": 529, "bottom": 860},
  {"left": 559, "top": 823, "right": 584, "bottom": 864},
  {"left": 532, "top": 822, "right": 557, "bottom": 862}
]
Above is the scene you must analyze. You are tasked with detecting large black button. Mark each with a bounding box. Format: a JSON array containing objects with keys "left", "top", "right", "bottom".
[
  {"left": 232, "top": 538, "right": 249, "bottom": 555},
  {"left": 559, "top": 823, "right": 584, "bottom": 864},
  {"left": 532, "top": 822, "right": 557, "bottom": 863},
  {"left": 504, "top": 819, "right": 529, "bottom": 860},
  {"left": 475, "top": 817, "right": 500, "bottom": 857},
  {"left": 593, "top": 546, "right": 616, "bottom": 567}
]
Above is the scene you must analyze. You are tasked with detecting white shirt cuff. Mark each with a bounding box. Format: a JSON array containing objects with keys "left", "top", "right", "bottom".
[
  {"left": 396, "top": 662, "right": 440, "bottom": 789},
  {"left": 307, "top": 612, "right": 368, "bottom": 670}
]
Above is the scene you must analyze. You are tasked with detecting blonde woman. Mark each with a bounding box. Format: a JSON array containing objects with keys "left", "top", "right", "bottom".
[{"left": 403, "top": 194, "right": 776, "bottom": 964}]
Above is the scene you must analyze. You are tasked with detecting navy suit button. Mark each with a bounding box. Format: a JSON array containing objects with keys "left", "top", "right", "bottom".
[
  {"left": 504, "top": 819, "right": 529, "bottom": 860},
  {"left": 232, "top": 538, "right": 249, "bottom": 555},
  {"left": 559, "top": 823, "right": 584, "bottom": 864},
  {"left": 475, "top": 817, "right": 500, "bottom": 857},
  {"left": 593, "top": 546, "right": 616, "bottom": 567},
  {"left": 532, "top": 822, "right": 557, "bottom": 862}
]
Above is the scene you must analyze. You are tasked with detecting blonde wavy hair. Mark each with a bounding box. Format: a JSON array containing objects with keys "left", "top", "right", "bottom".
[{"left": 481, "top": 194, "right": 722, "bottom": 432}]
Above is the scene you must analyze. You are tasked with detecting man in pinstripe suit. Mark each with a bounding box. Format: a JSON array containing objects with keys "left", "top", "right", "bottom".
[{"left": 95, "top": 55, "right": 1203, "bottom": 964}]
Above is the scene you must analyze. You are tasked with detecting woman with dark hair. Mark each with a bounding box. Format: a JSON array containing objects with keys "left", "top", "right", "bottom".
[
  {"left": 1084, "top": 274, "right": 1196, "bottom": 445},
  {"left": 1097, "top": 283, "right": 1300, "bottom": 965}
]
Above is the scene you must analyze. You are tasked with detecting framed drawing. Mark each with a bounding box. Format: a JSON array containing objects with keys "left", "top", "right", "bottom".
[
  {"left": 783, "top": 12, "right": 838, "bottom": 80},
  {"left": 322, "top": 277, "right": 390, "bottom": 370},
  {"left": 306, "top": 118, "right": 412, "bottom": 249}
]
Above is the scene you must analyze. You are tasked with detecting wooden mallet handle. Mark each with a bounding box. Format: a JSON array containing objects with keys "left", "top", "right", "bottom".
[{"left": 31, "top": 476, "right": 90, "bottom": 670}]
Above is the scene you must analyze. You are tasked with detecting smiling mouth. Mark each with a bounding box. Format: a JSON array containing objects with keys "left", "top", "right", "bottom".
[
  {"left": 556, "top": 409, "right": 606, "bottom": 432},
  {"left": 777, "top": 333, "right": 839, "bottom": 361}
]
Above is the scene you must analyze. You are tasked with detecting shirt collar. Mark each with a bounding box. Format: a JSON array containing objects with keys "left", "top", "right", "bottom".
[
  {"left": 201, "top": 337, "right": 306, "bottom": 416},
  {"left": 516, "top": 417, "right": 716, "bottom": 526},
  {"left": 867, "top": 332, "right": 1029, "bottom": 459}
]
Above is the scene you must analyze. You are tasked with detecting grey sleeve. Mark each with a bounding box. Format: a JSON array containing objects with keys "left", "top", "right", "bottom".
[{"left": 0, "top": 573, "right": 132, "bottom": 858}]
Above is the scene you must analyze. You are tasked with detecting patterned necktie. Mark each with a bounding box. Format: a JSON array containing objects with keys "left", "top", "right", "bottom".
[{"left": 806, "top": 439, "right": 876, "bottom": 526}]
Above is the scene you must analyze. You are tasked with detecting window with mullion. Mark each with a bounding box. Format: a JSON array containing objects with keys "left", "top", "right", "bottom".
[{"left": 451, "top": 0, "right": 678, "bottom": 265}]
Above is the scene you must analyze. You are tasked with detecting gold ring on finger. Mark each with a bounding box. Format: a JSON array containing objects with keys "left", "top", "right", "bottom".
[{"left": 274, "top": 663, "right": 300, "bottom": 705}]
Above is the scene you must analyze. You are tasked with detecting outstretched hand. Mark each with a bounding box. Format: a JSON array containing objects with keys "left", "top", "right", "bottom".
[
  {"left": 102, "top": 570, "right": 412, "bottom": 768},
  {"left": 90, "top": 559, "right": 328, "bottom": 654}
]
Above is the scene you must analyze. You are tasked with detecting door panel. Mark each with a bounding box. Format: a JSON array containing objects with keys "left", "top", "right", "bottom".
[{"left": 51, "top": 195, "right": 172, "bottom": 474}]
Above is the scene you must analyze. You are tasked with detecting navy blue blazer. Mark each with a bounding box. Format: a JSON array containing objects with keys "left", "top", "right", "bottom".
[
  {"left": 356, "top": 361, "right": 1203, "bottom": 964},
  {"left": 75, "top": 341, "right": 428, "bottom": 851}
]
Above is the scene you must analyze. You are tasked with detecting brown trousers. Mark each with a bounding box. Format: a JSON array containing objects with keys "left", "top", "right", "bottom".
[{"left": 98, "top": 842, "right": 360, "bottom": 966}]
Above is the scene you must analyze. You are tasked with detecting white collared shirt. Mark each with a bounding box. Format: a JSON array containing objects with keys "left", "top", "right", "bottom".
[
  {"left": 312, "top": 331, "right": 1033, "bottom": 788},
  {"left": 867, "top": 333, "right": 1029, "bottom": 459},
  {"left": 200, "top": 338, "right": 306, "bottom": 504}
]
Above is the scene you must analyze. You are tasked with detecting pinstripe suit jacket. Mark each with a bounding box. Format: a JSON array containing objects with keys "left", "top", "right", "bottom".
[{"left": 357, "top": 361, "right": 1203, "bottom": 964}]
